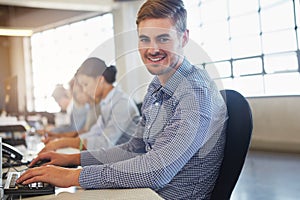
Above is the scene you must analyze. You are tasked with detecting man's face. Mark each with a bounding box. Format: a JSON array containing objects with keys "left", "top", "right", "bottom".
[
  {"left": 138, "top": 18, "right": 188, "bottom": 77},
  {"left": 56, "top": 97, "right": 69, "bottom": 111},
  {"left": 77, "top": 74, "right": 101, "bottom": 100}
]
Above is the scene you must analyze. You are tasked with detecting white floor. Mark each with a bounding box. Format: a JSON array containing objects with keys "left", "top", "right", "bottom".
[{"left": 231, "top": 150, "right": 300, "bottom": 200}]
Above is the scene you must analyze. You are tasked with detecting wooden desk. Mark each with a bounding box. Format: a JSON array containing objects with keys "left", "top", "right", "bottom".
[
  {"left": 3, "top": 148, "right": 164, "bottom": 200},
  {"left": 12, "top": 187, "right": 164, "bottom": 200}
]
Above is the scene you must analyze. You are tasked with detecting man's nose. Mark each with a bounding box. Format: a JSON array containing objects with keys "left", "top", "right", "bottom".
[
  {"left": 148, "top": 41, "right": 160, "bottom": 54},
  {"left": 82, "top": 87, "right": 88, "bottom": 94}
]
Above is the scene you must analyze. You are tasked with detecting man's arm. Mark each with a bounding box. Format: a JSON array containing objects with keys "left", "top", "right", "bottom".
[
  {"left": 31, "top": 151, "right": 81, "bottom": 167},
  {"left": 80, "top": 119, "right": 146, "bottom": 166}
]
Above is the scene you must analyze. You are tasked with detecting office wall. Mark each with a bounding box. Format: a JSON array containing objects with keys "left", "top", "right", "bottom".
[
  {"left": 8, "top": 37, "right": 26, "bottom": 113},
  {"left": 248, "top": 96, "right": 300, "bottom": 153},
  {"left": 0, "top": 37, "right": 10, "bottom": 75},
  {"left": 0, "top": 37, "right": 10, "bottom": 112}
]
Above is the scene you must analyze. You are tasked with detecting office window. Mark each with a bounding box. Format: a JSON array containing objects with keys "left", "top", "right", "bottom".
[
  {"left": 30, "top": 13, "right": 114, "bottom": 112},
  {"left": 206, "top": 61, "right": 232, "bottom": 79},
  {"left": 262, "top": 30, "right": 297, "bottom": 54},
  {"left": 264, "top": 52, "right": 298, "bottom": 73},
  {"left": 184, "top": 0, "right": 300, "bottom": 96},
  {"left": 233, "top": 58, "right": 263, "bottom": 77},
  {"left": 260, "top": 0, "right": 295, "bottom": 32}
]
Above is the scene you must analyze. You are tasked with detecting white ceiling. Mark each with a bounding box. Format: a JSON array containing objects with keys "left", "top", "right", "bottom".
[
  {"left": 0, "top": 0, "right": 140, "bottom": 33},
  {"left": 0, "top": 0, "right": 116, "bottom": 12}
]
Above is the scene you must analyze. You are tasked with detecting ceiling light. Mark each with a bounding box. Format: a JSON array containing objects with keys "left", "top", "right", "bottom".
[{"left": 0, "top": 28, "right": 33, "bottom": 37}]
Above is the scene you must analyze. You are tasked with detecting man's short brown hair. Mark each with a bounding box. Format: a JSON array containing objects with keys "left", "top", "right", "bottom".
[{"left": 136, "top": 0, "right": 187, "bottom": 33}]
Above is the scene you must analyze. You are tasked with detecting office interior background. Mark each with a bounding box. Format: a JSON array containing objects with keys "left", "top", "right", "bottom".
[{"left": 0, "top": 0, "right": 299, "bottom": 199}]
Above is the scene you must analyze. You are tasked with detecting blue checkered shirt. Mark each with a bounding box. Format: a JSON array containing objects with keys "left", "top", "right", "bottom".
[{"left": 79, "top": 59, "right": 228, "bottom": 200}]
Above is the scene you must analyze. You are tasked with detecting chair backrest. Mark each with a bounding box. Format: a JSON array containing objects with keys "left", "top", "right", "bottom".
[
  {"left": 136, "top": 102, "right": 143, "bottom": 116},
  {"left": 210, "top": 89, "right": 253, "bottom": 200}
]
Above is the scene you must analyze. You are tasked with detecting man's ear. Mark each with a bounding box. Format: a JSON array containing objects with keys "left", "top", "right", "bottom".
[{"left": 182, "top": 29, "right": 189, "bottom": 47}]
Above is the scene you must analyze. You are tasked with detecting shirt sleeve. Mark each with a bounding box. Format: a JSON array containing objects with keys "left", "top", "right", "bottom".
[
  {"left": 80, "top": 113, "right": 146, "bottom": 166},
  {"left": 79, "top": 87, "right": 227, "bottom": 190},
  {"left": 50, "top": 125, "right": 74, "bottom": 133}
]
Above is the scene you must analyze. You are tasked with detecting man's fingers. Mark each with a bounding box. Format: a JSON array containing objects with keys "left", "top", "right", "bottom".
[
  {"left": 38, "top": 148, "right": 47, "bottom": 155},
  {"left": 17, "top": 168, "right": 41, "bottom": 184}
]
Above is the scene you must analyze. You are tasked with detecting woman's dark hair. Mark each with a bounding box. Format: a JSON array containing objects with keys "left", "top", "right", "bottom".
[
  {"left": 103, "top": 65, "right": 117, "bottom": 84},
  {"left": 76, "top": 57, "right": 117, "bottom": 84}
]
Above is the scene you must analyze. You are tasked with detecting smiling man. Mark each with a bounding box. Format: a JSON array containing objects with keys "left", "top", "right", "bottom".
[{"left": 17, "top": 0, "right": 228, "bottom": 199}]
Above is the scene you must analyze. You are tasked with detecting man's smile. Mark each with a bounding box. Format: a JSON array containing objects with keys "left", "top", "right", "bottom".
[{"left": 146, "top": 52, "right": 167, "bottom": 63}]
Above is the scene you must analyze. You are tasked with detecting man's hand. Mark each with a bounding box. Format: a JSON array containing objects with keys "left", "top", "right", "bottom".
[
  {"left": 16, "top": 165, "right": 81, "bottom": 188},
  {"left": 30, "top": 151, "right": 81, "bottom": 167}
]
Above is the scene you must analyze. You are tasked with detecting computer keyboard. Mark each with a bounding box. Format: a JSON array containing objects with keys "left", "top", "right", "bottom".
[{"left": 4, "top": 171, "right": 55, "bottom": 196}]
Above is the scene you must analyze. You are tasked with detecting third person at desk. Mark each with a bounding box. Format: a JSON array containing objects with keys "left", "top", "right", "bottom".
[
  {"left": 17, "top": 0, "right": 228, "bottom": 199},
  {"left": 49, "top": 82, "right": 89, "bottom": 134}
]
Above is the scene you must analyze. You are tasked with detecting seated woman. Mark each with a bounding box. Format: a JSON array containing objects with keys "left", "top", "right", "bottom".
[{"left": 39, "top": 57, "right": 140, "bottom": 153}]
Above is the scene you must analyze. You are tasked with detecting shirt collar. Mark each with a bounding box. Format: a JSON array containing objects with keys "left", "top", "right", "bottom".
[
  {"left": 100, "top": 87, "right": 116, "bottom": 106},
  {"left": 149, "top": 77, "right": 162, "bottom": 94},
  {"left": 148, "top": 58, "right": 193, "bottom": 97},
  {"left": 162, "top": 58, "right": 193, "bottom": 97}
]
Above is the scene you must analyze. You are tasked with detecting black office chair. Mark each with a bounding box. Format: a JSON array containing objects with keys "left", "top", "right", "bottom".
[
  {"left": 210, "top": 89, "right": 253, "bottom": 200},
  {"left": 136, "top": 102, "right": 143, "bottom": 116}
]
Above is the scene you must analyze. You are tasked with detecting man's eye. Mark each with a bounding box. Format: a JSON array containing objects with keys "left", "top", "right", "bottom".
[
  {"left": 159, "top": 38, "right": 169, "bottom": 43},
  {"left": 140, "top": 38, "right": 150, "bottom": 43},
  {"left": 139, "top": 36, "right": 150, "bottom": 43}
]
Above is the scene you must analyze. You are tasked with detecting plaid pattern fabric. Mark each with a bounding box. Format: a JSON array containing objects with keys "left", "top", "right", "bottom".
[{"left": 79, "top": 59, "right": 228, "bottom": 200}]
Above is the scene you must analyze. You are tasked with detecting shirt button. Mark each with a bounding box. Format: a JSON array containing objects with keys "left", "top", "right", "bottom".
[{"left": 154, "top": 102, "right": 159, "bottom": 106}]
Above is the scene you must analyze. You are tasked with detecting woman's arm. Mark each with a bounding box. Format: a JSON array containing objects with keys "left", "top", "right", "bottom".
[{"left": 39, "top": 137, "right": 81, "bottom": 153}]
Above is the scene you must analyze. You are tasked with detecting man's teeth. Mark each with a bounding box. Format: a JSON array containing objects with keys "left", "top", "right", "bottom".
[{"left": 149, "top": 57, "right": 163, "bottom": 62}]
